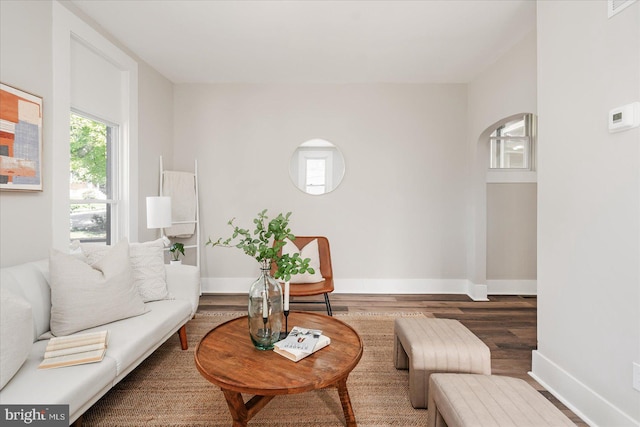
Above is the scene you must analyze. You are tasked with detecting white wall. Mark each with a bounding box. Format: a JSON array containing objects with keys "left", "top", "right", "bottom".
[
  {"left": 137, "top": 61, "right": 175, "bottom": 244},
  {"left": 173, "top": 84, "right": 469, "bottom": 292},
  {"left": 535, "top": 1, "right": 640, "bottom": 426},
  {"left": 0, "top": 0, "right": 53, "bottom": 267}
]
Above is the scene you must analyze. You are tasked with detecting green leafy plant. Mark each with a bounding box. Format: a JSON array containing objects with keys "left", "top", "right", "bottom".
[
  {"left": 169, "top": 242, "right": 185, "bottom": 261},
  {"left": 70, "top": 113, "right": 108, "bottom": 193},
  {"left": 206, "top": 209, "right": 314, "bottom": 281}
]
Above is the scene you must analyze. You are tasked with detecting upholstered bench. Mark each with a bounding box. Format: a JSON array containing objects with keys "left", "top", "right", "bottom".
[
  {"left": 393, "top": 317, "right": 491, "bottom": 408},
  {"left": 427, "top": 374, "right": 576, "bottom": 427}
]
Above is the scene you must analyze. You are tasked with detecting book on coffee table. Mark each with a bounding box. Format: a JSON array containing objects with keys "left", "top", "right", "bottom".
[
  {"left": 38, "top": 330, "right": 109, "bottom": 369},
  {"left": 273, "top": 326, "right": 331, "bottom": 362}
]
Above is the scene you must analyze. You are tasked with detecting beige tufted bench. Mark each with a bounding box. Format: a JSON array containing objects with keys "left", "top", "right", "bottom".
[
  {"left": 428, "top": 374, "right": 576, "bottom": 427},
  {"left": 394, "top": 317, "right": 491, "bottom": 408}
]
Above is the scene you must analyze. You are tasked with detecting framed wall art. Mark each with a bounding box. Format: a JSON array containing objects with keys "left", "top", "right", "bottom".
[{"left": 0, "top": 83, "right": 43, "bottom": 191}]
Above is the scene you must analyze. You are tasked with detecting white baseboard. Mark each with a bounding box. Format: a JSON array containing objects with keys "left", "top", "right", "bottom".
[
  {"left": 531, "top": 350, "right": 639, "bottom": 427},
  {"left": 486, "top": 279, "right": 537, "bottom": 295},
  {"left": 201, "top": 277, "right": 491, "bottom": 300},
  {"left": 335, "top": 278, "right": 476, "bottom": 297}
]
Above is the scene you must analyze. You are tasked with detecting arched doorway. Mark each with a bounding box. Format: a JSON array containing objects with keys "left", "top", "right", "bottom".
[{"left": 475, "top": 113, "right": 538, "bottom": 297}]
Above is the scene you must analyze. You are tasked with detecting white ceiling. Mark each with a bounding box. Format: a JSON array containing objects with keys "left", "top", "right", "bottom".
[{"left": 69, "top": 0, "right": 536, "bottom": 84}]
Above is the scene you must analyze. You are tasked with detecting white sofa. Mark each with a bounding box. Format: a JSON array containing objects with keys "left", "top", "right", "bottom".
[{"left": 0, "top": 258, "right": 200, "bottom": 425}]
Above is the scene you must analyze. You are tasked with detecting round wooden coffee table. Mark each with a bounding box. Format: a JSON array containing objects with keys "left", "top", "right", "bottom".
[{"left": 195, "top": 311, "right": 363, "bottom": 426}]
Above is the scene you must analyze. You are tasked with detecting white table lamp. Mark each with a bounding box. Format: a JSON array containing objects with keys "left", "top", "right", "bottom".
[{"left": 146, "top": 196, "right": 172, "bottom": 229}]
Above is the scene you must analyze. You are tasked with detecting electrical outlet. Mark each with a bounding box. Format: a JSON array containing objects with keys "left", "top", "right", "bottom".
[{"left": 634, "top": 362, "right": 640, "bottom": 392}]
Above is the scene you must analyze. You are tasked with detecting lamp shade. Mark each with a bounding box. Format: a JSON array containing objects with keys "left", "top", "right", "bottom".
[{"left": 146, "top": 196, "right": 172, "bottom": 229}]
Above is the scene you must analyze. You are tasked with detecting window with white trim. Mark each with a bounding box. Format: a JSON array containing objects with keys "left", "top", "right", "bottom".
[
  {"left": 53, "top": 3, "right": 138, "bottom": 251},
  {"left": 489, "top": 114, "right": 535, "bottom": 170},
  {"left": 69, "top": 112, "right": 119, "bottom": 244}
]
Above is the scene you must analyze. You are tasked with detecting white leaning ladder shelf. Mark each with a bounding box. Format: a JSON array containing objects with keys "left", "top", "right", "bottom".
[{"left": 158, "top": 156, "right": 201, "bottom": 271}]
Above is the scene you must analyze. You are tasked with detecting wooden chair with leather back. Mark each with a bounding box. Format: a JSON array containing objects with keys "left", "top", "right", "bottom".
[{"left": 271, "top": 236, "right": 334, "bottom": 316}]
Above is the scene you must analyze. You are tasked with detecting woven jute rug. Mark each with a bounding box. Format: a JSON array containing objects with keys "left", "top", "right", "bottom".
[{"left": 82, "top": 312, "right": 428, "bottom": 426}]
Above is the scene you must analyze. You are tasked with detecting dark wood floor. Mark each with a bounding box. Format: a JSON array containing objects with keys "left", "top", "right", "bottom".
[{"left": 198, "top": 293, "right": 587, "bottom": 426}]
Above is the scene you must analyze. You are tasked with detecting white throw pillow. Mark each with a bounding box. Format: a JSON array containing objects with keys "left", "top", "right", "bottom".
[
  {"left": 282, "top": 238, "right": 325, "bottom": 284},
  {"left": 49, "top": 239, "right": 147, "bottom": 336},
  {"left": 82, "top": 238, "right": 169, "bottom": 302},
  {"left": 0, "top": 289, "right": 33, "bottom": 390}
]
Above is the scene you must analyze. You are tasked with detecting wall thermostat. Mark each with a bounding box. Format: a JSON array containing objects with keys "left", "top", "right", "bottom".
[{"left": 609, "top": 102, "right": 640, "bottom": 133}]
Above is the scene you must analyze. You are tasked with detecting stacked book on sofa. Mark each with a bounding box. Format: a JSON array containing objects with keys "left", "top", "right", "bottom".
[{"left": 38, "top": 330, "right": 109, "bottom": 369}]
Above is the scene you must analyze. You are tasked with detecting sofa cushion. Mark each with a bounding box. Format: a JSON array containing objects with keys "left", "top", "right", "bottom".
[
  {"left": 49, "top": 240, "right": 147, "bottom": 336},
  {"left": 0, "top": 260, "right": 50, "bottom": 341},
  {"left": 0, "top": 338, "right": 117, "bottom": 422},
  {"left": 96, "top": 299, "right": 192, "bottom": 377},
  {"left": 0, "top": 290, "right": 33, "bottom": 390},
  {"left": 165, "top": 263, "right": 200, "bottom": 316},
  {"left": 282, "top": 238, "right": 324, "bottom": 283},
  {"left": 82, "top": 238, "right": 170, "bottom": 302}
]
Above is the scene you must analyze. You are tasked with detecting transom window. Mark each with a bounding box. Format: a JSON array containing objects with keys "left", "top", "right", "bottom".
[{"left": 489, "top": 114, "right": 535, "bottom": 170}]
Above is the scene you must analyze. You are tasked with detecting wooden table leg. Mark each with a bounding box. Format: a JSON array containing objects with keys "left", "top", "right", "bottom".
[
  {"left": 221, "top": 389, "right": 275, "bottom": 427},
  {"left": 337, "top": 377, "right": 357, "bottom": 427},
  {"left": 222, "top": 389, "right": 249, "bottom": 427}
]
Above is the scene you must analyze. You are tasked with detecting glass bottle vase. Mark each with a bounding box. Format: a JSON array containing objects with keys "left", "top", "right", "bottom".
[{"left": 247, "top": 261, "right": 283, "bottom": 350}]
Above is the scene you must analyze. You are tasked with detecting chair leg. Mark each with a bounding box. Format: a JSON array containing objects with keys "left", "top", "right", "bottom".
[{"left": 324, "top": 293, "right": 333, "bottom": 316}]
